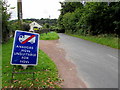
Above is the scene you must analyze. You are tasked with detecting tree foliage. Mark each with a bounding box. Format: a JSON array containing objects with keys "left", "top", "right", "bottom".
[
  {"left": 22, "top": 23, "right": 30, "bottom": 31},
  {"left": 2, "top": 0, "right": 11, "bottom": 43},
  {"left": 58, "top": 2, "right": 120, "bottom": 36}
]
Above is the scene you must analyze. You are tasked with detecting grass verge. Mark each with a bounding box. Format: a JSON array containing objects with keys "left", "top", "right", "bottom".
[
  {"left": 67, "top": 34, "right": 119, "bottom": 49},
  {"left": 2, "top": 38, "right": 62, "bottom": 88},
  {"left": 40, "top": 32, "right": 59, "bottom": 40}
]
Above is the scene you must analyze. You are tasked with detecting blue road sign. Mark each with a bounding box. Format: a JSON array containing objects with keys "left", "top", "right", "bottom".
[{"left": 11, "top": 30, "right": 39, "bottom": 65}]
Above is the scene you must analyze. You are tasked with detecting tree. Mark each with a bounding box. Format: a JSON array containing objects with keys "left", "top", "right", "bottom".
[
  {"left": 44, "top": 23, "right": 49, "bottom": 29},
  {"left": 58, "top": 2, "right": 120, "bottom": 36},
  {"left": 58, "top": 2, "right": 83, "bottom": 32},
  {"left": 2, "top": 0, "right": 11, "bottom": 43},
  {"left": 22, "top": 23, "right": 30, "bottom": 31}
]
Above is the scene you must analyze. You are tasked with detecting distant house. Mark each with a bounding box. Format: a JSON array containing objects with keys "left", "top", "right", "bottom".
[{"left": 29, "top": 21, "right": 42, "bottom": 32}]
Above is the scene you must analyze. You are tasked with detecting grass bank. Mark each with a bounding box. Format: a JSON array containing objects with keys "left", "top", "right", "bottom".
[
  {"left": 67, "top": 34, "right": 119, "bottom": 49},
  {"left": 40, "top": 32, "right": 59, "bottom": 40},
  {"left": 2, "top": 38, "right": 62, "bottom": 88}
]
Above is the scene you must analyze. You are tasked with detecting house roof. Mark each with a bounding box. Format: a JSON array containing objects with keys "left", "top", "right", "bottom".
[{"left": 29, "top": 21, "right": 42, "bottom": 28}]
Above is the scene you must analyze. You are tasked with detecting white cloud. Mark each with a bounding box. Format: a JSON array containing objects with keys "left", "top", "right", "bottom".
[{"left": 7, "top": 0, "right": 63, "bottom": 20}]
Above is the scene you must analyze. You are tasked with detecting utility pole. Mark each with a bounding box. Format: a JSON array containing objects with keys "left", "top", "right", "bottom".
[{"left": 17, "top": 0, "right": 23, "bottom": 30}]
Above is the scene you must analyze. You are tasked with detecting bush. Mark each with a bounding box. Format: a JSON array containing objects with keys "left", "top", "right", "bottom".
[{"left": 22, "top": 23, "right": 30, "bottom": 31}]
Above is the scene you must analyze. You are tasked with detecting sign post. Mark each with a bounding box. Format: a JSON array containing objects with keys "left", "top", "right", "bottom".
[{"left": 10, "top": 30, "right": 39, "bottom": 83}]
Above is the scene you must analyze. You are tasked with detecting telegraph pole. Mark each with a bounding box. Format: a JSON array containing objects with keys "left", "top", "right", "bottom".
[{"left": 17, "top": 0, "right": 23, "bottom": 30}]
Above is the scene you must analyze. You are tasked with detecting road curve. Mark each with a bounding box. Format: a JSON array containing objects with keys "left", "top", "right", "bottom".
[{"left": 57, "top": 33, "right": 118, "bottom": 88}]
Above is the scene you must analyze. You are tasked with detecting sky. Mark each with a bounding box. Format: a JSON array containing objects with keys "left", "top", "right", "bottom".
[{"left": 7, "top": 0, "right": 65, "bottom": 20}]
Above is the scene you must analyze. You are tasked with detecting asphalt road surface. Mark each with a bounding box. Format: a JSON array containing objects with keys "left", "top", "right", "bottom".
[{"left": 57, "top": 33, "right": 118, "bottom": 88}]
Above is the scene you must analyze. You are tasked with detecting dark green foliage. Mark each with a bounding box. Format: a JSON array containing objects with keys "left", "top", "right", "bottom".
[
  {"left": 44, "top": 23, "right": 50, "bottom": 29},
  {"left": 58, "top": 2, "right": 120, "bottom": 36},
  {"left": 2, "top": 1, "right": 11, "bottom": 43},
  {"left": 22, "top": 23, "right": 30, "bottom": 31},
  {"left": 57, "top": 2, "right": 83, "bottom": 31},
  {"left": 11, "top": 19, "right": 58, "bottom": 31},
  {"left": 60, "top": 2, "right": 83, "bottom": 15},
  {"left": 24, "top": 18, "right": 57, "bottom": 26},
  {"left": 9, "top": 21, "right": 19, "bottom": 31}
]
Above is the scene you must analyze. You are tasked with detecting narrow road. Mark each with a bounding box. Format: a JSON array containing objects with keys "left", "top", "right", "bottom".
[{"left": 40, "top": 33, "right": 118, "bottom": 88}]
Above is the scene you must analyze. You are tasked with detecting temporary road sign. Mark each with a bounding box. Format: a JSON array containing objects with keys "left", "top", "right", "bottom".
[{"left": 11, "top": 30, "right": 39, "bottom": 65}]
